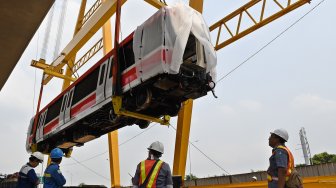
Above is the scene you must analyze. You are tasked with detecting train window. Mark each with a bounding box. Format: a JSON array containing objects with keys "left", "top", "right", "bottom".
[
  {"left": 99, "top": 64, "right": 106, "bottom": 85},
  {"left": 72, "top": 68, "right": 99, "bottom": 105},
  {"left": 141, "top": 20, "right": 163, "bottom": 57},
  {"left": 109, "top": 59, "right": 113, "bottom": 78},
  {"left": 45, "top": 98, "right": 62, "bottom": 124},
  {"left": 61, "top": 95, "right": 67, "bottom": 112},
  {"left": 183, "top": 34, "right": 196, "bottom": 61},
  {"left": 67, "top": 89, "right": 74, "bottom": 108},
  {"left": 119, "top": 40, "right": 135, "bottom": 72}
]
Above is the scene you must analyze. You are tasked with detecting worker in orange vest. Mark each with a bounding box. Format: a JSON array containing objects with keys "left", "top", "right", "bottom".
[
  {"left": 267, "top": 129, "right": 302, "bottom": 188},
  {"left": 132, "top": 141, "right": 173, "bottom": 188}
]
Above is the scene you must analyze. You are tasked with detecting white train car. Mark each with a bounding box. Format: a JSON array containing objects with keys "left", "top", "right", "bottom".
[{"left": 26, "top": 4, "right": 217, "bottom": 154}]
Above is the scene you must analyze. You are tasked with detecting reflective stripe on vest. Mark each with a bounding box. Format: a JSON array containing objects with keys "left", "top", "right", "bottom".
[
  {"left": 140, "top": 160, "right": 164, "bottom": 188},
  {"left": 267, "top": 145, "right": 294, "bottom": 182},
  {"left": 276, "top": 145, "right": 294, "bottom": 176}
]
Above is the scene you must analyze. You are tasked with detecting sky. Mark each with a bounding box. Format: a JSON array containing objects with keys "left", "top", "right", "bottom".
[{"left": 1, "top": 0, "right": 336, "bottom": 187}]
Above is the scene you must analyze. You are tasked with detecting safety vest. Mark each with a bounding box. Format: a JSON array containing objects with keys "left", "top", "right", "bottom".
[
  {"left": 17, "top": 163, "right": 38, "bottom": 188},
  {"left": 267, "top": 145, "right": 294, "bottom": 181},
  {"left": 139, "top": 160, "right": 164, "bottom": 188}
]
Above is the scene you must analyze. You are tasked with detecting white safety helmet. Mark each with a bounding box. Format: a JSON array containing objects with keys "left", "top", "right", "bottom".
[
  {"left": 271, "top": 128, "right": 289, "bottom": 142},
  {"left": 148, "top": 141, "right": 164, "bottom": 154},
  {"left": 252, "top": 176, "right": 257, "bottom": 180},
  {"left": 31, "top": 152, "right": 44, "bottom": 162}
]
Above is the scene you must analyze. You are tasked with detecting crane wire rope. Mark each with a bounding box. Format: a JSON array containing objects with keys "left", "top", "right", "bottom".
[
  {"left": 32, "top": 30, "right": 40, "bottom": 116},
  {"left": 216, "top": 0, "right": 325, "bottom": 84},
  {"left": 62, "top": 0, "right": 325, "bottom": 180},
  {"left": 53, "top": 0, "right": 69, "bottom": 60},
  {"left": 41, "top": 3, "right": 55, "bottom": 60}
]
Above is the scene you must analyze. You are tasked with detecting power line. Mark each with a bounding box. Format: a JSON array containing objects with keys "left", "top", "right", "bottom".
[
  {"left": 216, "top": 0, "right": 326, "bottom": 84},
  {"left": 119, "top": 123, "right": 156, "bottom": 146},
  {"left": 169, "top": 124, "right": 236, "bottom": 178},
  {"left": 70, "top": 156, "right": 110, "bottom": 181}
]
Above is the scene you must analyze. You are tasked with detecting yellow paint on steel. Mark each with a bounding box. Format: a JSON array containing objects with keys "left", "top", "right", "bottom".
[
  {"left": 112, "top": 96, "right": 170, "bottom": 125},
  {"left": 42, "top": 0, "right": 127, "bottom": 85},
  {"left": 72, "top": 38, "right": 104, "bottom": 74},
  {"left": 186, "top": 176, "right": 336, "bottom": 188},
  {"left": 209, "top": 0, "right": 310, "bottom": 51},
  {"left": 144, "top": 0, "right": 166, "bottom": 9},
  {"left": 43, "top": 69, "right": 76, "bottom": 82},
  {"left": 62, "top": 0, "right": 87, "bottom": 91},
  {"left": 107, "top": 131, "right": 121, "bottom": 188},
  {"left": 189, "top": 0, "right": 203, "bottom": 13},
  {"left": 173, "top": 0, "right": 203, "bottom": 179},
  {"left": 31, "top": 59, "right": 63, "bottom": 74},
  {"left": 102, "top": 5, "right": 121, "bottom": 187},
  {"left": 173, "top": 99, "right": 193, "bottom": 178}
]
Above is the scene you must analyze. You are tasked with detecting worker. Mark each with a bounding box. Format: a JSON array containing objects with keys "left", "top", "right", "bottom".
[
  {"left": 132, "top": 141, "right": 173, "bottom": 188},
  {"left": 267, "top": 129, "right": 300, "bottom": 188},
  {"left": 43, "top": 148, "right": 66, "bottom": 188},
  {"left": 251, "top": 176, "right": 257, "bottom": 182},
  {"left": 17, "top": 151, "right": 44, "bottom": 188}
]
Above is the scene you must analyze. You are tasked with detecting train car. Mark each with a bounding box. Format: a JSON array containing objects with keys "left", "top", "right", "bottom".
[{"left": 26, "top": 4, "right": 217, "bottom": 154}]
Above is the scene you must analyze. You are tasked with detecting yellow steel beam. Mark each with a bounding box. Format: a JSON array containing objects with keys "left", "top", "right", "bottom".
[
  {"left": 72, "top": 38, "right": 103, "bottom": 74},
  {"left": 173, "top": 99, "right": 193, "bottom": 177},
  {"left": 62, "top": 0, "right": 87, "bottom": 91},
  {"left": 112, "top": 96, "right": 170, "bottom": 125},
  {"left": 44, "top": 69, "right": 76, "bottom": 82},
  {"left": 82, "top": 0, "right": 103, "bottom": 28},
  {"left": 31, "top": 59, "right": 76, "bottom": 82},
  {"left": 189, "top": 0, "right": 203, "bottom": 13},
  {"left": 173, "top": 0, "right": 203, "bottom": 179},
  {"left": 108, "top": 131, "right": 120, "bottom": 188},
  {"left": 186, "top": 176, "right": 336, "bottom": 188},
  {"left": 144, "top": 0, "right": 166, "bottom": 9},
  {"left": 101, "top": 2, "right": 121, "bottom": 186},
  {"left": 31, "top": 59, "right": 63, "bottom": 74},
  {"left": 42, "top": 0, "right": 127, "bottom": 85},
  {"left": 210, "top": 0, "right": 310, "bottom": 51}
]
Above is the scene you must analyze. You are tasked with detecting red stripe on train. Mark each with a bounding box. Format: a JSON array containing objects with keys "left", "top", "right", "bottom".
[
  {"left": 71, "top": 93, "right": 96, "bottom": 117},
  {"left": 121, "top": 49, "right": 166, "bottom": 86},
  {"left": 44, "top": 118, "right": 59, "bottom": 134},
  {"left": 122, "top": 67, "right": 137, "bottom": 86}
]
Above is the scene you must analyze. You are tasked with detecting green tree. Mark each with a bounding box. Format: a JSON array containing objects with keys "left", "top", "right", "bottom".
[
  {"left": 312, "top": 152, "right": 336, "bottom": 164},
  {"left": 185, "top": 173, "right": 198, "bottom": 180}
]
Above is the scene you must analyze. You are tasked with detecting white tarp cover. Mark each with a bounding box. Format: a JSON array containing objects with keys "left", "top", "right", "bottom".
[{"left": 133, "top": 3, "right": 217, "bottom": 80}]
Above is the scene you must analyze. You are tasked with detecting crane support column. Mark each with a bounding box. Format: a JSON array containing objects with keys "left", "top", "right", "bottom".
[
  {"left": 103, "top": 0, "right": 121, "bottom": 187},
  {"left": 173, "top": 0, "right": 203, "bottom": 180}
]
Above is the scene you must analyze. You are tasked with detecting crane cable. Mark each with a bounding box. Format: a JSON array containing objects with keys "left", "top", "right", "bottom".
[
  {"left": 53, "top": 0, "right": 69, "bottom": 60},
  {"left": 41, "top": 3, "right": 55, "bottom": 60}
]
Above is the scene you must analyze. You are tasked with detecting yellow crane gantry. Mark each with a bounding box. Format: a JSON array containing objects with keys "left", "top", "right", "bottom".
[{"left": 30, "top": 0, "right": 310, "bottom": 187}]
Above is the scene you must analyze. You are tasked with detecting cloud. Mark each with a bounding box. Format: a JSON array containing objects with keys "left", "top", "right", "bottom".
[
  {"left": 238, "top": 100, "right": 263, "bottom": 112},
  {"left": 291, "top": 94, "right": 336, "bottom": 115}
]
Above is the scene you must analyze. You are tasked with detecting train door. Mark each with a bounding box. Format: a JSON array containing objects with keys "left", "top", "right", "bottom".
[
  {"left": 105, "top": 57, "right": 113, "bottom": 98},
  {"left": 36, "top": 110, "right": 47, "bottom": 142},
  {"left": 59, "top": 87, "right": 75, "bottom": 125},
  {"left": 96, "top": 60, "right": 108, "bottom": 103},
  {"left": 64, "top": 87, "right": 75, "bottom": 123}
]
